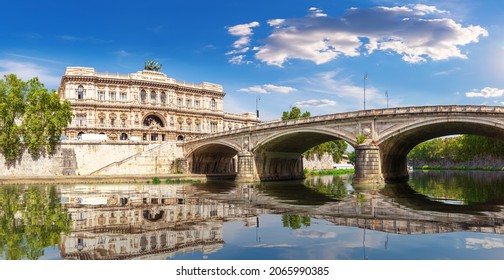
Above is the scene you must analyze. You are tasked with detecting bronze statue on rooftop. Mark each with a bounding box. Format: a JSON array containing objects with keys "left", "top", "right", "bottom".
[{"left": 144, "top": 59, "right": 162, "bottom": 72}]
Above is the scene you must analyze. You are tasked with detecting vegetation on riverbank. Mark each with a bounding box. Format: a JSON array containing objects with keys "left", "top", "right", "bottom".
[
  {"left": 0, "top": 74, "right": 72, "bottom": 163},
  {"left": 304, "top": 168, "right": 354, "bottom": 176},
  {"left": 408, "top": 135, "right": 504, "bottom": 170},
  {"left": 414, "top": 165, "right": 504, "bottom": 171},
  {"left": 150, "top": 177, "right": 205, "bottom": 184}
]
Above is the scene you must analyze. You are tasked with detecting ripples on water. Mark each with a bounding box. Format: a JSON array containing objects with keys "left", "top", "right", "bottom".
[{"left": 2, "top": 170, "right": 504, "bottom": 260}]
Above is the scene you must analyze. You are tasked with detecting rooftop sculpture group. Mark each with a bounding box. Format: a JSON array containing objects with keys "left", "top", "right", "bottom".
[{"left": 144, "top": 59, "right": 162, "bottom": 72}]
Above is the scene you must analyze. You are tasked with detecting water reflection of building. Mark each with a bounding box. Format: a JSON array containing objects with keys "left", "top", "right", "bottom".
[{"left": 58, "top": 184, "right": 265, "bottom": 260}]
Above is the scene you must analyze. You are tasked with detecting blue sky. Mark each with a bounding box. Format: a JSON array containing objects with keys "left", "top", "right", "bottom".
[{"left": 1, "top": 0, "right": 502, "bottom": 121}]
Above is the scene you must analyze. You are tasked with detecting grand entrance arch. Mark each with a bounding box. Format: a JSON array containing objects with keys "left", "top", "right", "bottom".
[{"left": 142, "top": 114, "right": 166, "bottom": 141}]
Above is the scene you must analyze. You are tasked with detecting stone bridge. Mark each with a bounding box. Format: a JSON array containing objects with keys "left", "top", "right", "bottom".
[{"left": 182, "top": 105, "right": 504, "bottom": 184}]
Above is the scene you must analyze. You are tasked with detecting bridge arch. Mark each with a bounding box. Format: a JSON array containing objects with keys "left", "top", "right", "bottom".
[
  {"left": 185, "top": 141, "right": 241, "bottom": 175},
  {"left": 377, "top": 117, "right": 504, "bottom": 182},
  {"left": 252, "top": 128, "right": 354, "bottom": 181},
  {"left": 252, "top": 127, "right": 356, "bottom": 153}
]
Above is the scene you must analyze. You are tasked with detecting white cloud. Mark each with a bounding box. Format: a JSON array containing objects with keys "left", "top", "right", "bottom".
[
  {"left": 238, "top": 84, "right": 297, "bottom": 94},
  {"left": 267, "top": 19, "right": 285, "bottom": 27},
  {"left": 412, "top": 4, "right": 449, "bottom": 16},
  {"left": 249, "top": 5, "right": 488, "bottom": 66},
  {"left": 228, "top": 55, "right": 252, "bottom": 65},
  {"left": 466, "top": 237, "right": 504, "bottom": 250},
  {"left": 0, "top": 59, "right": 61, "bottom": 89},
  {"left": 238, "top": 85, "right": 268, "bottom": 94},
  {"left": 294, "top": 229, "right": 337, "bottom": 238},
  {"left": 115, "top": 50, "right": 132, "bottom": 57},
  {"left": 287, "top": 70, "right": 388, "bottom": 112},
  {"left": 295, "top": 99, "right": 337, "bottom": 108},
  {"left": 225, "top": 47, "right": 250, "bottom": 55},
  {"left": 263, "top": 84, "right": 297, "bottom": 93},
  {"left": 227, "top": 21, "right": 260, "bottom": 48},
  {"left": 308, "top": 7, "right": 328, "bottom": 18},
  {"left": 465, "top": 87, "right": 504, "bottom": 98}
]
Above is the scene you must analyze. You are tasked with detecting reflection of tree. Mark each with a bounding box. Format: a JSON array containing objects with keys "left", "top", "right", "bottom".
[
  {"left": 409, "top": 171, "right": 504, "bottom": 204},
  {"left": 0, "top": 185, "right": 70, "bottom": 259},
  {"left": 304, "top": 176, "right": 348, "bottom": 199},
  {"left": 282, "top": 214, "right": 311, "bottom": 229}
]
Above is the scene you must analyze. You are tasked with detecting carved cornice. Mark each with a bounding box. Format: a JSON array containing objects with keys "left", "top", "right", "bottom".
[{"left": 62, "top": 75, "right": 225, "bottom": 97}]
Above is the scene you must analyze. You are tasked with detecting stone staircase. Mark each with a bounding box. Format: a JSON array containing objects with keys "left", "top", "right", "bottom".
[{"left": 90, "top": 141, "right": 183, "bottom": 175}]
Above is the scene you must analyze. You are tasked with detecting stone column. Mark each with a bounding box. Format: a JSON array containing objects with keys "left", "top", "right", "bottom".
[
  {"left": 352, "top": 144, "right": 384, "bottom": 185},
  {"left": 236, "top": 152, "right": 259, "bottom": 182}
]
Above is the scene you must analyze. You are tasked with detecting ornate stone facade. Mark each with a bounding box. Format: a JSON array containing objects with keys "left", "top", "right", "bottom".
[{"left": 58, "top": 67, "right": 258, "bottom": 141}]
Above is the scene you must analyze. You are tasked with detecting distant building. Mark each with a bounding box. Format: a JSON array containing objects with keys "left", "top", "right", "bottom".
[{"left": 58, "top": 66, "right": 258, "bottom": 141}]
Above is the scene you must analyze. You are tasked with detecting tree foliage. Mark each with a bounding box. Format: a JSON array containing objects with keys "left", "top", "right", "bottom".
[
  {"left": 0, "top": 74, "right": 72, "bottom": 162},
  {"left": 281, "top": 106, "right": 348, "bottom": 162},
  {"left": 0, "top": 185, "right": 70, "bottom": 259},
  {"left": 281, "top": 106, "right": 310, "bottom": 121},
  {"left": 407, "top": 135, "right": 504, "bottom": 164}
]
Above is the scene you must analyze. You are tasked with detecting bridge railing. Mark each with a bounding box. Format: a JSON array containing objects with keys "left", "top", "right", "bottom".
[{"left": 185, "top": 105, "right": 504, "bottom": 143}]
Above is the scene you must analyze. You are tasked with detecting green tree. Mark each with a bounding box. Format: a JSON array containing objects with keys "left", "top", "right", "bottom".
[
  {"left": 407, "top": 135, "right": 504, "bottom": 165},
  {"left": 22, "top": 78, "right": 73, "bottom": 157},
  {"left": 0, "top": 185, "right": 70, "bottom": 259},
  {"left": 0, "top": 74, "right": 72, "bottom": 162},
  {"left": 0, "top": 74, "right": 26, "bottom": 162},
  {"left": 281, "top": 214, "right": 311, "bottom": 229},
  {"left": 281, "top": 106, "right": 310, "bottom": 121},
  {"left": 282, "top": 106, "right": 348, "bottom": 162}
]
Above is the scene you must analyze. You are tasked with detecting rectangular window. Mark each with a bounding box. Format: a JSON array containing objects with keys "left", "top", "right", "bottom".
[
  {"left": 75, "top": 114, "right": 87, "bottom": 126},
  {"left": 210, "top": 122, "right": 218, "bottom": 133},
  {"left": 98, "top": 91, "right": 105, "bottom": 101},
  {"left": 186, "top": 99, "right": 192, "bottom": 107},
  {"left": 194, "top": 100, "right": 200, "bottom": 108},
  {"left": 109, "top": 91, "right": 116, "bottom": 101},
  {"left": 120, "top": 92, "right": 127, "bottom": 101},
  {"left": 177, "top": 98, "right": 182, "bottom": 107}
]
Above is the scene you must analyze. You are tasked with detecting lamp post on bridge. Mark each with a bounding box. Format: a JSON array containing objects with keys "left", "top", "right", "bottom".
[
  {"left": 385, "top": 90, "right": 389, "bottom": 108},
  {"left": 256, "top": 96, "right": 261, "bottom": 119},
  {"left": 363, "top": 72, "right": 368, "bottom": 110}
]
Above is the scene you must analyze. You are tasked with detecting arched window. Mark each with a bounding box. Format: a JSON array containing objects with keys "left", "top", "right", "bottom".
[
  {"left": 143, "top": 115, "right": 165, "bottom": 127},
  {"left": 210, "top": 98, "right": 216, "bottom": 110},
  {"left": 177, "top": 135, "right": 184, "bottom": 141},
  {"left": 120, "top": 133, "right": 128, "bottom": 140},
  {"left": 140, "top": 90, "right": 147, "bottom": 103},
  {"left": 77, "top": 85, "right": 84, "bottom": 99},
  {"left": 150, "top": 91, "right": 157, "bottom": 104},
  {"left": 160, "top": 92, "right": 166, "bottom": 105}
]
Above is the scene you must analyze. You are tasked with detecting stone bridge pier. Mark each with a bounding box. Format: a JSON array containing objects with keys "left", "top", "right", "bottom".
[
  {"left": 236, "top": 152, "right": 257, "bottom": 182},
  {"left": 352, "top": 144, "right": 384, "bottom": 185}
]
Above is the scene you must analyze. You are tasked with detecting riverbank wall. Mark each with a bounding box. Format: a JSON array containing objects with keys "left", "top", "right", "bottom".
[
  {"left": 0, "top": 141, "right": 335, "bottom": 182},
  {"left": 0, "top": 141, "right": 183, "bottom": 178}
]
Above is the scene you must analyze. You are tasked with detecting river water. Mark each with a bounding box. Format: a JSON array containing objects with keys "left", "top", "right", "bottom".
[{"left": 2, "top": 170, "right": 504, "bottom": 260}]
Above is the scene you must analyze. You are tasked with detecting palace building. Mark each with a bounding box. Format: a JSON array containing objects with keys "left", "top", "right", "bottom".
[{"left": 58, "top": 66, "right": 258, "bottom": 142}]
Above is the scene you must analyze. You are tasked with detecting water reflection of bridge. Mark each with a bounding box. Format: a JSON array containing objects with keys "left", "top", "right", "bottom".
[
  {"left": 58, "top": 184, "right": 271, "bottom": 260},
  {"left": 311, "top": 183, "right": 504, "bottom": 235},
  {"left": 57, "top": 179, "right": 504, "bottom": 259}
]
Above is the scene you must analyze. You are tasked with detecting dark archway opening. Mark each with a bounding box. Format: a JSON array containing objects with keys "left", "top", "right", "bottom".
[
  {"left": 143, "top": 115, "right": 165, "bottom": 127},
  {"left": 190, "top": 144, "right": 239, "bottom": 175},
  {"left": 253, "top": 131, "right": 351, "bottom": 181},
  {"left": 380, "top": 121, "right": 504, "bottom": 183}
]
